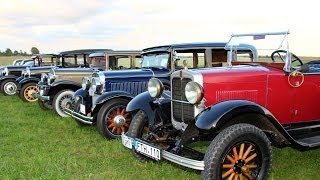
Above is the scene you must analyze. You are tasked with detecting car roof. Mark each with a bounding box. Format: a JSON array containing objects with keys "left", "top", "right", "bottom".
[
  {"left": 142, "top": 42, "right": 227, "bottom": 54},
  {"left": 58, "top": 49, "right": 112, "bottom": 55}
]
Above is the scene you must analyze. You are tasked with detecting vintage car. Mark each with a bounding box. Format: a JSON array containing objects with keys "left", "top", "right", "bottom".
[
  {"left": 34, "top": 50, "right": 141, "bottom": 117},
  {"left": 0, "top": 56, "right": 52, "bottom": 96},
  {"left": 65, "top": 42, "right": 255, "bottom": 140},
  {"left": 16, "top": 50, "right": 110, "bottom": 103},
  {"left": 121, "top": 31, "right": 320, "bottom": 179}
]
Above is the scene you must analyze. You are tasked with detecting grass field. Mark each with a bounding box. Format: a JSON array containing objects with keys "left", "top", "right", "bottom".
[{"left": 0, "top": 56, "right": 320, "bottom": 179}]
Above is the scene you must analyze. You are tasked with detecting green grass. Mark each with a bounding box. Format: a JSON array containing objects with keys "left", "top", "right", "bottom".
[
  {"left": 0, "top": 95, "right": 319, "bottom": 179},
  {"left": 0, "top": 56, "right": 30, "bottom": 66}
]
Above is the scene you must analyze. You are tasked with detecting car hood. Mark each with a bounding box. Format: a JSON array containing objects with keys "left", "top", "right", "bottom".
[
  {"left": 52, "top": 68, "right": 94, "bottom": 76},
  {"left": 100, "top": 69, "right": 157, "bottom": 78},
  {"left": 29, "top": 66, "right": 56, "bottom": 75}
]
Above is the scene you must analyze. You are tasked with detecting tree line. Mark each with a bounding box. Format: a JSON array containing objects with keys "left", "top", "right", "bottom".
[{"left": 0, "top": 47, "right": 40, "bottom": 56}]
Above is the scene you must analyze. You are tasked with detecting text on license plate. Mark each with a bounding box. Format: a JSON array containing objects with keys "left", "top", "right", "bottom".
[
  {"left": 134, "top": 140, "right": 161, "bottom": 161},
  {"left": 80, "top": 104, "right": 86, "bottom": 114}
]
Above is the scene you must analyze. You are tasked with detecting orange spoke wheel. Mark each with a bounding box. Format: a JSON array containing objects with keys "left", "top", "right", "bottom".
[
  {"left": 23, "top": 85, "right": 39, "bottom": 102},
  {"left": 106, "top": 105, "right": 132, "bottom": 136},
  {"left": 221, "top": 142, "right": 260, "bottom": 180}
]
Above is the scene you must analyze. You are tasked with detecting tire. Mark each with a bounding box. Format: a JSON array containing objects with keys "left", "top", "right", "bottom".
[
  {"left": 53, "top": 89, "right": 75, "bottom": 117},
  {"left": 97, "top": 98, "right": 132, "bottom": 139},
  {"left": 202, "top": 123, "right": 272, "bottom": 180},
  {"left": 19, "top": 82, "right": 39, "bottom": 102},
  {"left": 1, "top": 79, "right": 18, "bottom": 96},
  {"left": 127, "top": 110, "right": 150, "bottom": 161},
  {"left": 38, "top": 100, "right": 53, "bottom": 110}
]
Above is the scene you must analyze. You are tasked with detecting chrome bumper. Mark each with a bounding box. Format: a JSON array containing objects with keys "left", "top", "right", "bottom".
[
  {"left": 120, "top": 134, "right": 205, "bottom": 171},
  {"left": 63, "top": 108, "right": 94, "bottom": 125},
  {"left": 32, "top": 92, "right": 50, "bottom": 101}
]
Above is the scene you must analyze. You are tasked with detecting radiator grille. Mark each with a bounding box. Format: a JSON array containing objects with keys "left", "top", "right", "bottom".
[
  {"left": 172, "top": 77, "right": 194, "bottom": 123},
  {"left": 110, "top": 81, "right": 148, "bottom": 96}
]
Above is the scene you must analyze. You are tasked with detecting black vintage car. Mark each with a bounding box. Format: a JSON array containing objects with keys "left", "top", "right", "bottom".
[
  {"left": 33, "top": 50, "right": 141, "bottom": 117},
  {"left": 0, "top": 56, "right": 50, "bottom": 96},
  {"left": 65, "top": 42, "right": 249, "bottom": 140}
]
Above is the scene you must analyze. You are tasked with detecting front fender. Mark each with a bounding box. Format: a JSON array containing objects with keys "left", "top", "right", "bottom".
[
  {"left": 0, "top": 75, "right": 18, "bottom": 83},
  {"left": 74, "top": 89, "right": 88, "bottom": 99},
  {"left": 95, "top": 91, "right": 135, "bottom": 105},
  {"left": 16, "top": 76, "right": 24, "bottom": 82},
  {"left": 19, "top": 77, "right": 40, "bottom": 85},
  {"left": 126, "top": 90, "right": 171, "bottom": 124},
  {"left": 51, "top": 80, "right": 81, "bottom": 88},
  {"left": 195, "top": 100, "right": 269, "bottom": 130}
]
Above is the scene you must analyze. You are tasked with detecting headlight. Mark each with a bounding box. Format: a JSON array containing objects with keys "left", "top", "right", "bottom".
[
  {"left": 41, "top": 73, "right": 48, "bottom": 82},
  {"left": 185, "top": 81, "right": 203, "bottom": 104},
  {"left": 148, "top": 78, "right": 163, "bottom": 98},
  {"left": 82, "top": 77, "right": 91, "bottom": 90},
  {"left": 89, "top": 77, "right": 102, "bottom": 96},
  {"left": 26, "top": 69, "right": 31, "bottom": 78},
  {"left": 4, "top": 67, "right": 8, "bottom": 76},
  {"left": 47, "top": 73, "right": 55, "bottom": 84}
]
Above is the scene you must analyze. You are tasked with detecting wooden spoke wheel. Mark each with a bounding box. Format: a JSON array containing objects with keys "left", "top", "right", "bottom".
[
  {"left": 21, "top": 83, "right": 39, "bottom": 102},
  {"left": 97, "top": 98, "right": 132, "bottom": 139},
  {"left": 203, "top": 124, "right": 272, "bottom": 180},
  {"left": 106, "top": 106, "right": 132, "bottom": 135},
  {"left": 222, "top": 142, "right": 259, "bottom": 179}
]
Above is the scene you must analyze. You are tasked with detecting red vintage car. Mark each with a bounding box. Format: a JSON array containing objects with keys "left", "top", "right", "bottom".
[{"left": 121, "top": 31, "right": 320, "bottom": 179}]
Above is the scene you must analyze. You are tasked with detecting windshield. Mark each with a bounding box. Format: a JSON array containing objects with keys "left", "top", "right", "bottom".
[
  {"left": 225, "top": 31, "right": 289, "bottom": 62},
  {"left": 141, "top": 53, "right": 169, "bottom": 69}
]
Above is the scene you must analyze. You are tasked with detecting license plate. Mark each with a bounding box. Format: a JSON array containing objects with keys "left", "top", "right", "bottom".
[
  {"left": 80, "top": 104, "right": 86, "bottom": 114},
  {"left": 134, "top": 139, "right": 161, "bottom": 161},
  {"left": 121, "top": 134, "right": 133, "bottom": 149}
]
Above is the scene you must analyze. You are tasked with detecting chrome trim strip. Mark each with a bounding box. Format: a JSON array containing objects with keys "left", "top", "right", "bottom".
[
  {"left": 162, "top": 151, "right": 204, "bottom": 171},
  {"left": 63, "top": 108, "right": 93, "bottom": 124},
  {"left": 32, "top": 93, "right": 50, "bottom": 101}
]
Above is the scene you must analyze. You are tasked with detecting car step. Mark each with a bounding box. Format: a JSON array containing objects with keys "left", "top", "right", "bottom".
[{"left": 295, "top": 135, "right": 320, "bottom": 147}]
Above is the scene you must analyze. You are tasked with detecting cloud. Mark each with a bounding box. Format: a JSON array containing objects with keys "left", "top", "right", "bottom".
[{"left": 0, "top": 0, "right": 319, "bottom": 56}]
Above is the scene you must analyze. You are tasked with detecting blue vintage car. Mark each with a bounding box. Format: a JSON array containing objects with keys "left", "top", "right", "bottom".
[{"left": 65, "top": 42, "right": 253, "bottom": 139}]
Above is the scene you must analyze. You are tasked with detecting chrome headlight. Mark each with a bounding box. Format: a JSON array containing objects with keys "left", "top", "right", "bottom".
[
  {"left": 3, "top": 67, "right": 8, "bottom": 76},
  {"left": 185, "top": 81, "right": 203, "bottom": 104},
  {"left": 41, "top": 73, "right": 48, "bottom": 82},
  {"left": 148, "top": 78, "right": 163, "bottom": 98},
  {"left": 47, "top": 73, "right": 55, "bottom": 84},
  {"left": 89, "top": 77, "right": 102, "bottom": 96},
  {"left": 82, "top": 77, "right": 91, "bottom": 90}
]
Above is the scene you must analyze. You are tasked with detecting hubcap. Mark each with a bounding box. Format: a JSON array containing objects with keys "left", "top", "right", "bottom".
[
  {"left": 24, "top": 86, "right": 39, "bottom": 102},
  {"left": 4, "top": 82, "right": 17, "bottom": 95},
  {"left": 222, "top": 143, "right": 259, "bottom": 179},
  {"left": 59, "top": 95, "right": 73, "bottom": 110},
  {"left": 106, "top": 106, "right": 131, "bottom": 135}
]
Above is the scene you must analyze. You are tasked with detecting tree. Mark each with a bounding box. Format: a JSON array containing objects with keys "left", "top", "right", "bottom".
[
  {"left": 13, "top": 50, "right": 19, "bottom": 56},
  {"left": 5, "top": 48, "right": 13, "bottom": 56},
  {"left": 31, "top": 47, "right": 40, "bottom": 54}
]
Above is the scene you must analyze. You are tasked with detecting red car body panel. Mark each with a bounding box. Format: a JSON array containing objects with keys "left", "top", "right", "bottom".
[{"left": 201, "top": 65, "right": 320, "bottom": 124}]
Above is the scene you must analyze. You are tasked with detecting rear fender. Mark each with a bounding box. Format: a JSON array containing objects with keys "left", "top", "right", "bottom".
[{"left": 0, "top": 75, "right": 18, "bottom": 83}]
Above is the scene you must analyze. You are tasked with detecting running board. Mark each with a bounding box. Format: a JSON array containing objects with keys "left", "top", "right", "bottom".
[{"left": 295, "top": 135, "right": 320, "bottom": 147}]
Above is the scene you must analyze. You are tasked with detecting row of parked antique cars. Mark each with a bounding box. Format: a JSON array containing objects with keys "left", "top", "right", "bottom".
[{"left": 1, "top": 31, "right": 320, "bottom": 179}]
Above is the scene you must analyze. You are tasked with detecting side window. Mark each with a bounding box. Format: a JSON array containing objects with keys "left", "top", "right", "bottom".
[
  {"left": 175, "top": 51, "right": 206, "bottom": 69},
  {"left": 116, "top": 55, "right": 131, "bottom": 69},
  {"left": 132, "top": 55, "right": 141, "bottom": 69},
  {"left": 75, "top": 55, "right": 85, "bottom": 66},
  {"left": 235, "top": 51, "right": 253, "bottom": 62},
  {"left": 64, "top": 56, "right": 77, "bottom": 67},
  {"left": 90, "top": 57, "right": 106, "bottom": 70}
]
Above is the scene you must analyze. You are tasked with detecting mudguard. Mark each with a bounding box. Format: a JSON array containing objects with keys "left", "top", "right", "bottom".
[
  {"left": 126, "top": 90, "right": 171, "bottom": 123},
  {"left": 195, "top": 100, "right": 272, "bottom": 130},
  {"left": 51, "top": 80, "right": 81, "bottom": 87},
  {"left": 0, "top": 75, "right": 18, "bottom": 83},
  {"left": 19, "top": 77, "right": 40, "bottom": 85},
  {"left": 16, "top": 76, "right": 24, "bottom": 82},
  {"left": 95, "top": 91, "right": 135, "bottom": 105},
  {"left": 74, "top": 89, "right": 88, "bottom": 99}
]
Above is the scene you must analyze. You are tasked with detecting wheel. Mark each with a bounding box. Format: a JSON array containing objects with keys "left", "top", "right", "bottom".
[
  {"left": 53, "top": 89, "right": 75, "bottom": 117},
  {"left": 1, "top": 79, "right": 18, "bottom": 96},
  {"left": 202, "top": 123, "right": 272, "bottom": 180},
  {"left": 127, "top": 110, "right": 150, "bottom": 161},
  {"left": 19, "top": 82, "right": 39, "bottom": 102},
  {"left": 97, "top": 98, "right": 132, "bottom": 139},
  {"left": 38, "top": 100, "right": 53, "bottom": 110}
]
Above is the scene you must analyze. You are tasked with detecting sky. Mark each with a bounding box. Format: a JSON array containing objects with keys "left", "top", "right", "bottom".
[{"left": 0, "top": 0, "right": 319, "bottom": 56}]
